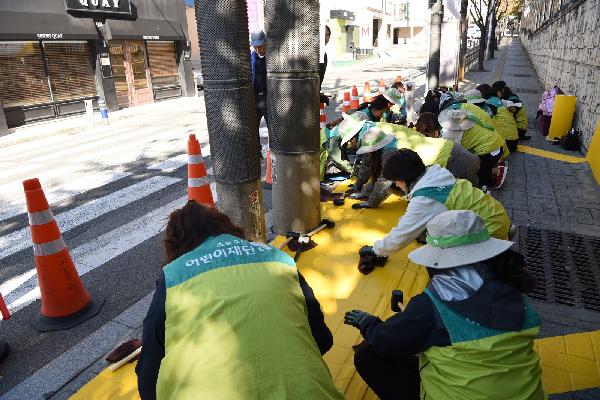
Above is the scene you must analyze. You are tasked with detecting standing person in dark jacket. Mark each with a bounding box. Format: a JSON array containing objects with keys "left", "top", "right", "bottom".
[
  {"left": 345, "top": 210, "right": 545, "bottom": 400},
  {"left": 250, "top": 30, "right": 268, "bottom": 129},
  {"left": 136, "top": 201, "right": 342, "bottom": 400},
  {"left": 319, "top": 25, "right": 331, "bottom": 89}
]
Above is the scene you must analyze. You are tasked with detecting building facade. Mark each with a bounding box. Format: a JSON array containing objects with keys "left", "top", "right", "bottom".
[
  {"left": 320, "top": 0, "right": 428, "bottom": 61},
  {"left": 520, "top": 0, "right": 600, "bottom": 150},
  {"left": 0, "top": 0, "right": 194, "bottom": 128}
]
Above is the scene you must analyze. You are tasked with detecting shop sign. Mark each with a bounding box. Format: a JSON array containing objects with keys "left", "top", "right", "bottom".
[
  {"left": 65, "top": 0, "right": 132, "bottom": 17},
  {"left": 37, "top": 33, "right": 64, "bottom": 40},
  {"left": 143, "top": 35, "right": 160, "bottom": 40}
]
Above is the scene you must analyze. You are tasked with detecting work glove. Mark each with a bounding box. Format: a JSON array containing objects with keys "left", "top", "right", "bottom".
[
  {"left": 359, "top": 246, "right": 388, "bottom": 267},
  {"left": 352, "top": 202, "right": 372, "bottom": 209},
  {"left": 348, "top": 192, "right": 368, "bottom": 200},
  {"left": 344, "top": 310, "right": 372, "bottom": 330}
]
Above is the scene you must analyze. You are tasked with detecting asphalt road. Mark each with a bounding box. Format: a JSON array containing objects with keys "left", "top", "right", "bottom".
[{"left": 0, "top": 48, "right": 427, "bottom": 395}]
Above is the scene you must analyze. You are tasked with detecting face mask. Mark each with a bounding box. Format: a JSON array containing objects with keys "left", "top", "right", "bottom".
[{"left": 257, "top": 53, "right": 265, "bottom": 59}]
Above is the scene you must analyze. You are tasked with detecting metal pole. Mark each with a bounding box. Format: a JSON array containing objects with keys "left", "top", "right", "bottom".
[
  {"left": 265, "top": 0, "right": 321, "bottom": 235},
  {"left": 194, "top": 0, "right": 266, "bottom": 242},
  {"left": 427, "top": 0, "right": 443, "bottom": 90}
]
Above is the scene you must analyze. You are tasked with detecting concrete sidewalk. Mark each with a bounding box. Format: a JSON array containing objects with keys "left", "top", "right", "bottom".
[{"left": 462, "top": 36, "right": 600, "bottom": 399}]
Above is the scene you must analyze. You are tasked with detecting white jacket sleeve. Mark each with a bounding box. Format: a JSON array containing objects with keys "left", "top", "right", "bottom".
[{"left": 373, "top": 197, "right": 448, "bottom": 256}]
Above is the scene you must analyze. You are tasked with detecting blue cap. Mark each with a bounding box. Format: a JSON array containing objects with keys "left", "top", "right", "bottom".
[{"left": 250, "top": 30, "right": 266, "bottom": 47}]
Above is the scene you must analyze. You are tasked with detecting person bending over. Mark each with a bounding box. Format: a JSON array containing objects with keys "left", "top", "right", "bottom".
[
  {"left": 136, "top": 201, "right": 343, "bottom": 400},
  {"left": 360, "top": 149, "right": 509, "bottom": 259},
  {"left": 345, "top": 210, "right": 545, "bottom": 400}
]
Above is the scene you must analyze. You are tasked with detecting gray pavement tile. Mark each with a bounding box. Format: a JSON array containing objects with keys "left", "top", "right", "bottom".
[
  {"left": 509, "top": 209, "right": 530, "bottom": 225},
  {"left": 550, "top": 388, "right": 600, "bottom": 400},
  {"left": 112, "top": 291, "right": 154, "bottom": 329},
  {"left": 1, "top": 322, "right": 131, "bottom": 400}
]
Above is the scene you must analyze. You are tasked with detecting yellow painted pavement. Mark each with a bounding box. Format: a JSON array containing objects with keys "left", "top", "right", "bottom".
[
  {"left": 72, "top": 187, "right": 600, "bottom": 399},
  {"left": 587, "top": 121, "right": 600, "bottom": 185},
  {"left": 517, "top": 144, "right": 586, "bottom": 164}
]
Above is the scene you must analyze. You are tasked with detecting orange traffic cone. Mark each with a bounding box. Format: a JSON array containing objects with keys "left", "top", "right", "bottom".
[
  {"left": 342, "top": 91, "right": 351, "bottom": 113},
  {"left": 320, "top": 101, "right": 327, "bottom": 129},
  {"left": 350, "top": 85, "right": 360, "bottom": 109},
  {"left": 187, "top": 134, "right": 215, "bottom": 206},
  {"left": 395, "top": 75, "right": 402, "bottom": 83},
  {"left": 0, "top": 292, "right": 10, "bottom": 320},
  {"left": 265, "top": 149, "right": 273, "bottom": 185},
  {"left": 362, "top": 81, "right": 372, "bottom": 103},
  {"left": 23, "top": 178, "right": 103, "bottom": 331},
  {"left": 378, "top": 79, "right": 386, "bottom": 94}
]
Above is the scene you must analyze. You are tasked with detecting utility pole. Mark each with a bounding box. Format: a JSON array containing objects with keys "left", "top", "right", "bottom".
[
  {"left": 195, "top": 0, "right": 266, "bottom": 242},
  {"left": 265, "top": 0, "right": 321, "bottom": 235},
  {"left": 427, "top": 0, "right": 444, "bottom": 90}
]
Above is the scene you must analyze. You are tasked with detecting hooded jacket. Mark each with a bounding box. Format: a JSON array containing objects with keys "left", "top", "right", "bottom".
[{"left": 357, "top": 263, "right": 544, "bottom": 400}]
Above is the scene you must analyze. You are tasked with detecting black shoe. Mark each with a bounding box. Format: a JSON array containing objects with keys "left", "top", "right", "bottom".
[{"left": 519, "top": 135, "right": 531, "bottom": 140}]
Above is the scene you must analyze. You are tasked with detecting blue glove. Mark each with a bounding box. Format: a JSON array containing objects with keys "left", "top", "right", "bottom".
[{"left": 344, "top": 310, "right": 372, "bottom": 329}]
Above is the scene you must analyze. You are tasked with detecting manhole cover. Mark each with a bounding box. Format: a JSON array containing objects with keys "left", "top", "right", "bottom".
[
  {"left": 514, "top": 88, "right": 539, "bottom": 94},
  {"left": 519, "top": 227, "right": 600, "bottom": 312}
]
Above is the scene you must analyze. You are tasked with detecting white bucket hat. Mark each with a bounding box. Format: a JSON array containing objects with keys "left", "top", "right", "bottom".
[
  {"left": 409, "top": 210, "right": 513, "bottom": 269},
  {"left": 382, "top": 88, "right": 404, "bottom": 106},
  {"left": 438, "top": 108, "right": 476, "bottom": 131},
  {"left": 504, "top": 99, "right": 523, "bottom": 108},
  {"left": 339, "top": 112, "right": 368, "bottom": 145},
  {"left": 356, "top": 126, "right": 395, "bottom": 155},
  {"left": 463, "top": 89, "right": 486, "bottom": 104}
]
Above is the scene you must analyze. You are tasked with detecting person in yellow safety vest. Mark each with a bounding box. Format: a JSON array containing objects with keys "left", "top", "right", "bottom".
[
  {"left": 438, "top": 107, "right": 508, "bottom": 190},
  {"left": 136, "top": 201, "right": 344, "bottom": 400},
  {"left": 349, "top": 124, "right": 480, "bottom": 208},
  {"left": 476, "top": 83, "right": 519, "bottom": 152},
  {"left": 501, "top": 86, "right": 531, "bottom": 141},
  {"left": 345, "top": 210, "right": 545, "bottom": 400},
  {"left": 359, "top": 149, "right": 510, "bottom": 261}
]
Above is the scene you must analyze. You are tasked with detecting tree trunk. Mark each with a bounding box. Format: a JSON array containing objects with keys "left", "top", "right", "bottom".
[
  {"left": 458, "top": 0, "right": 469, "bottom": 81},
  {"left": 489, "top": 13, "right": 497, "bottom": 59},
  {"left": 478, "top": 29, "right": 487, "bottom": 71}
]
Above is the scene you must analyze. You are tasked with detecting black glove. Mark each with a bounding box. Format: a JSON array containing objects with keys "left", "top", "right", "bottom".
[
  {"left": 344, "top": 310, "right": 372, "bottom": 329},
  {"left": 352, "top": 202, "right": 371, "bottom": 209},
  {"left": 359, "top": 246, "right": 388, "bottom": 267}
]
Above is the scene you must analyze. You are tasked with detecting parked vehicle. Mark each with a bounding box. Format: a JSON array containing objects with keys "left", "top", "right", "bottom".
[
  {"left": 193, "top": 70, "right": 204, "bottom": 92},
  {"left": 468, "top": 25, "right": 481, "bottom": 39}
]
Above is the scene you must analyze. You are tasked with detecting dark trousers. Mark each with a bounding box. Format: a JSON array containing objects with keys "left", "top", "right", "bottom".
[
  {"left": 354, "top": 342, "right": 420, "bottom": 400},
  {"left": 478, "top": 151, "right": 502, "bottom": 187},
  {"left": 539, "top": 115, "right": 552, "bottom": 136},
  {"left": 255, "top": 94, "right": 269, "bottom": 129},
  {"left": 506, "top": 139, "right": 518, "bottom": 152}
]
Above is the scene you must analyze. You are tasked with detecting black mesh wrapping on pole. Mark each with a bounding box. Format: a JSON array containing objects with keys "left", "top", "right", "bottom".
[
  {"left": 195, "top": 0, "right": 260, "bottom": 184},
  {"left": 265, "top": 0, "right": 320, "bottom": 154}
]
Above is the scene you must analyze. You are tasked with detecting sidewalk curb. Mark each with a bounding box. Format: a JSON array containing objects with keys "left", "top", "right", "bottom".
[{"left": 1, "top": 293, "right": 153, "bottom": 399}]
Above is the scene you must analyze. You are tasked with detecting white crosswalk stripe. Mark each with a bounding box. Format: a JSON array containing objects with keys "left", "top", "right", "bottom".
[{"left": 0, "top": 176, "right": 181, "bottom": 260}]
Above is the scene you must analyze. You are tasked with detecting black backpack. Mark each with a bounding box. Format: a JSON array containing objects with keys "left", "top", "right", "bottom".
[{"left": 561, "top": 129, "right": 581, "bottom": 151}]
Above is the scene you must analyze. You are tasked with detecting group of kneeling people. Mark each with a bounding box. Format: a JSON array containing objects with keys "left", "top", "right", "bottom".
[
  {"left": 320, "top": 80, "right": 530, "bottom": 210},
  {"left": 133, "top": 82, "right": 544, "bottom": 400}
]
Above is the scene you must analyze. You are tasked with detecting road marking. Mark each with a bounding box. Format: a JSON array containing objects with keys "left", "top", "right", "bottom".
[
  {"left": 0, "top": 176, "right": 180, "bottom": 261},
  {"left": 0, "top": 170, "right": 132, "bottom": 222},
  {"left": 148, "top": 144, "right": 211, "bottom": 173}
]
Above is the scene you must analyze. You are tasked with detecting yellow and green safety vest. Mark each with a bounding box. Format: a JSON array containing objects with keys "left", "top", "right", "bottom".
[
  {"left": 412, "top": 179, "right": 510, "bottom": 239},
  {"left": 495, "top": 106, "right": 519, "bottom": 141},
  {"left": 157, "top": 234, "right": 344, "bottom": 400},
  {"left": 514, "top": 106, "right": 529, "bottom": 131},
  {"left": 459, "top": 103, "right": 508, "bottom": 157},
  {"left": 378, "top": 122, "right": 454, "bottom": 167},
  {"left": 419, "top": 288, "right": 545, "bottom": 400}
]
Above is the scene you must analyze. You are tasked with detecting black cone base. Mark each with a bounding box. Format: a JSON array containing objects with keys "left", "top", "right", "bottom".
[{"left": 31, "top": 293, "right": 104, "bottom": 332}]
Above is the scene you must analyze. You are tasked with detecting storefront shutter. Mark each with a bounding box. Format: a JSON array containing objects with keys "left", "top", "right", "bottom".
[
  {"left": 0, "top": 42, "right": 52, "bottom": 108},
  {"left": 146, "top": 41, "right": 179, "bottom": 88},
  {"left": 43, "top": 42, "right": 96, "bottom": 102}
]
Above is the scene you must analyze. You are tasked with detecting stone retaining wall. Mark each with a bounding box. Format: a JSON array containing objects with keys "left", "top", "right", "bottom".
[{"left": 520, "top": 0, "right": 599, "bottom": 151}]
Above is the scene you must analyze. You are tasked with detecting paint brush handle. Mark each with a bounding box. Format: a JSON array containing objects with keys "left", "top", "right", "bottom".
[{"left": 109, "top": 346, "right": 142, "bottom": 372}]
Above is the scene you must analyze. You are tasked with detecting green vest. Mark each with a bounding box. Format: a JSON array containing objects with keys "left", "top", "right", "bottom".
[
  {"left": 494, "top": 106, "right": 519, "bottom": 141},
  {"left": 458, "top": 104, "right": 507, "bottom": 156},
  {"left": 412, "top": 179, "right": 510, "bottom": 239},
  {"left": 378, "top": 122, "right": 454, "bottom": 167},
  {"left": 419, "top": 289, "right": 545, "bottom": 400},
  {"left": 514, "top": 106, "right": 529, "bottom": 131},
  {"left": 157, "top": 234, "right": 344, "bottom": 400},
  {"left": 320, "top": 128, "right": 329, "bottom": 180}
]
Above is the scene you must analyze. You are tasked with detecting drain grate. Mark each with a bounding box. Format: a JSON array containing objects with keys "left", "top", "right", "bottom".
[{"left": 519, "top": 227, "right": 600, "bottom": 312}]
